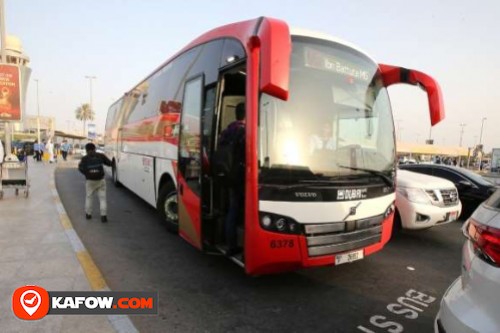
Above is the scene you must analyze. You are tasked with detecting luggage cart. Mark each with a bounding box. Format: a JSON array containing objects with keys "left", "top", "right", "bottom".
[{"left": 0, "top": 155, "right": 29, "bottom": 199}]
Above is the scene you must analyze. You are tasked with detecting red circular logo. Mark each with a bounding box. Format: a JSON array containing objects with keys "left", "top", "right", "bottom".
[{"left": 12, "top": 285, "right": 49, "bottom": 320}]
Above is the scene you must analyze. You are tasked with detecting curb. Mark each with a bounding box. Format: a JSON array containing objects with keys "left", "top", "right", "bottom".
[{"left": 50, "top": 167, "right": 139, "bottom": 333}]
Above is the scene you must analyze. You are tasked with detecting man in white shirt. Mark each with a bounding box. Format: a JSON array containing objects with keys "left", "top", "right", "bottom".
[
  {"left": 310, "top": 123, "right": 336, "bottom": 154},
  {"left": 46, "top": 139, "right": 55, "bottom": 163}
]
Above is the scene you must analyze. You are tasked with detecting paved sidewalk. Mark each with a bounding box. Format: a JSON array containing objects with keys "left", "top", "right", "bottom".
[{"left": 0, "top": 160, "right": 116, "bottom": 333}]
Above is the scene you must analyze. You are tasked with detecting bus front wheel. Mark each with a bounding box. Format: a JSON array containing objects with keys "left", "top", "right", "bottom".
[{"left": 157, "top": 182, "right": 179, "bottom": 234}]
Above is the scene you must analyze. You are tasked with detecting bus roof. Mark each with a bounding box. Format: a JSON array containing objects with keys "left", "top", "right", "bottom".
[
  {"left": 115, "top": 17, "right": 261, "bottom": 105},
  {"left": 114, "top": 18, "right": 378, "bottom": 107},
  {"left": 290, "top": 27, "right": 377, "bottom": 64}
]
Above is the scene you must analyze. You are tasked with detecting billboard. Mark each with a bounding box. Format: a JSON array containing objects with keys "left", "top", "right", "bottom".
[
  {"left": 88, "top": 123, "right": 96, "bottom": 139},
  {"left": 0, "top": 64, "right": 21, "bottom": 121}
]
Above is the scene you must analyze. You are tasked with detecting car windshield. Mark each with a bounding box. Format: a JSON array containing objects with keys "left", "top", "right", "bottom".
[
  {"left": 258, "top": 37, "right": 395, "bottom": 185},
  {"left": 451, "top": 166, "right": 493, "bottom": 186}
]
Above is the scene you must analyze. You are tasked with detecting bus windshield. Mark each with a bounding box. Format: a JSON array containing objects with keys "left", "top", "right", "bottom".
[{"left": 259, "top": 37, "right": 395, "bottom": 185}]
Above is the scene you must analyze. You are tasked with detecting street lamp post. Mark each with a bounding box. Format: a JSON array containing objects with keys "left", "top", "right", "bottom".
[
  {"left": 479, "top": 117, "right": 487, "bottom": 145},
  {"left": 459, "top": 123, "right": 466, "bottom": 147},
  {"left": 477, "top": 117, "right": 487, "bottom": 171},
  {"left": 85, "top": 75, "right": 96, "bottom": 137},
  {"left": 0, "top": 0, "right": 10, "bottom": 154},
  {"left": 35, "top": 79, "right": 41, "bottom": 143}
]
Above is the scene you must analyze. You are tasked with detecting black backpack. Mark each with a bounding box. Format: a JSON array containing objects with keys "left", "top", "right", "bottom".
[
  {"left": 84, "top": 155, "right": 105, "bottom": 180},
  {"left": 213, "top": 128, "right": 245, "bottom": 187}
]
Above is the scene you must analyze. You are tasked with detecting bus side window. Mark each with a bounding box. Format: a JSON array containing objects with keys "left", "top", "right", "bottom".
[{"left": 220, "top": 39, "right": 246, "bottom": 68}]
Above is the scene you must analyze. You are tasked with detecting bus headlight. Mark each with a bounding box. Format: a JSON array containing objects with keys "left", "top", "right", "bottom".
[
  {"left": 275, "top": 218, "right": 286, "bottom": 231},
  {"left": 259, "top": 213, "right": 302, "bottom": 235},
  {"left": 262, "top": 215, "right": 272, "bottom": 228},
  {"left": 384, "top": 203, "right": 395, "bottom": 218}
]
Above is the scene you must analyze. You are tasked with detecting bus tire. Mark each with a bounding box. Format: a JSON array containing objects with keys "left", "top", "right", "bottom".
[
  {"left": 112, "top": 163, "right": 122, "bottom": 187},
  {"left": 391, "top": 209, "right": 402, "bottom": 240},
  {"left": 157, "top": 182, "right": 178, "bottom": 234}
]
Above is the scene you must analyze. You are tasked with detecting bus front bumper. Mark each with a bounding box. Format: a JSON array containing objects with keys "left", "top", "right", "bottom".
[{"left": 246, "top": 213, "right": 394, "bottom": 275}]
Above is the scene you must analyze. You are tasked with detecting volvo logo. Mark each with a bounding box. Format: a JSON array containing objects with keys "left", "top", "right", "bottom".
[
  {"left": 343, "top": 202, "right": 362, "bottom": 222},
  {"left": 294, "top": 192, "right": 317, "bottom": 198}
]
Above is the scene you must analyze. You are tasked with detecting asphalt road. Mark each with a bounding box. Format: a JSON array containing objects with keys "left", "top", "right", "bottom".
[{"left": 56, "top": 165, "right": 464, "bottom": 333}]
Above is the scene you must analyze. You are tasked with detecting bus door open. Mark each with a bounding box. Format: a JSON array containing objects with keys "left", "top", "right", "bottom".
[
  {"left": 207, "top": 63, "right": 247, "bottom": 260},
  {"left": 177, "top": 63, "right": 247, "bottom": 256},
  {"left": 177, "top": 75, "right": 205, "bottom": 249}
]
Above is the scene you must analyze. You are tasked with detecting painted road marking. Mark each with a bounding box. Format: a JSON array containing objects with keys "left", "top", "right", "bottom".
[{"left": 357, "top": 289, "right": 437, "bottom": 333}]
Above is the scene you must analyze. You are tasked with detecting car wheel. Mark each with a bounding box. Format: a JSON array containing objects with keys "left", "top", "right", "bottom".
[{"left": 157, "top": 182, "right": 178, "bottom": 234}]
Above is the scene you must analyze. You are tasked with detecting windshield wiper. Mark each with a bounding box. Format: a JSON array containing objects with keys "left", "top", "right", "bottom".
[
  {"left": 297, "top": 179, "right": 352, "bottom": 186},
  {"left": 337, "top": 165, "right": 394, "bottom": 187}
]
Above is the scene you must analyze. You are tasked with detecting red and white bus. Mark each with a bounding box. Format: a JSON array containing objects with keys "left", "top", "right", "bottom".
[{"left": 104, "top": 17, "right": 444, "bottom": 275}]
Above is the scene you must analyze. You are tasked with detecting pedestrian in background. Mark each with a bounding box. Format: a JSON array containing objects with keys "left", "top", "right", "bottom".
[
  {"left": 40, "top": 140, "right": 46, "bottom": 162},
  {"left": 16, "top": 148, "right": 25, "bottom": 162},
  {"left": 78, "top": 143, "right": 112, "bottom": 223},
  {"left": 46, "top": 139, "right": 55, "bottom": 163},
  {"left": 33, "top": 140, "right": 40, "bottom": 161},
  {"left": 61, "top": 140, "right": 70, "bottom": 161}
]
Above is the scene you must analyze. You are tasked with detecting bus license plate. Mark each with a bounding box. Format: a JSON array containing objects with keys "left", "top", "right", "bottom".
[{"left": 335, "top": 250, "right": 364, "bottom": 265}]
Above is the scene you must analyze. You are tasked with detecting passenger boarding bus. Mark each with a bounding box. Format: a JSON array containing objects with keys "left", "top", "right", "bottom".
[{"left": 104, "top": 17, "right": 445, "bottom": 275}]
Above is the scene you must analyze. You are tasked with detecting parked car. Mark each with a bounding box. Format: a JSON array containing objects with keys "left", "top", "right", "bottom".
[
  {"left": 74, "top": 143, "right": 104, "bottom": 157},
  {"left": 435, "top": 189, "right": 500, "bottom": 333},
  {"left": 399, "top": 164, "right": 498, "bottom": 218},
  {"left": 395, "top": 170, "right": 461, "bottom": 230},
  {"left": 398, "top": 158, "right": 418, "bottom": 165}
]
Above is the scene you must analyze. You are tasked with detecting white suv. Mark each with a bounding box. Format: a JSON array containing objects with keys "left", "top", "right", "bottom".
[
  {"left": 435, "top": 189, "right": 500, "bottom": 333},
  {"left": 396, "top": 170, "right": 462, "bottom": 230}
]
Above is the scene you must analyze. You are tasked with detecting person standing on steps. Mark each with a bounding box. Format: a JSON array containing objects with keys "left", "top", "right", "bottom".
[
  {"left": 78, "top": 143, "right": 112, "bottom": 223},
  {"left": 217, "top": 103, "right": 246, "bottom": 256}
]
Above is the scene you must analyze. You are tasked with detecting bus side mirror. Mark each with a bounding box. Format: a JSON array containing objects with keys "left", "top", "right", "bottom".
[
  {"left": 257, "top": 18, "right": 290, "bottom": 101},
  {"left": 379, "top": 64, "right": 445, "bottom": 126}
]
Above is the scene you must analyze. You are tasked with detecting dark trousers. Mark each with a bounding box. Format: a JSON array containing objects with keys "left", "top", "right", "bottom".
[
  {"left": 62, "top": 151, "right": 68, "bottom": 161},
  {"left": 225, "top": 187, "right": 244, "bottom": 250}
]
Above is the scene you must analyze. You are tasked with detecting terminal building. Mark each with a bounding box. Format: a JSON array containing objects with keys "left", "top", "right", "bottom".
[
  {"left": 0, "top": 35, "right": 86, "bottom": 150},
  {"left": 397, "top": 141, "right": 485, "bottom": 168}
]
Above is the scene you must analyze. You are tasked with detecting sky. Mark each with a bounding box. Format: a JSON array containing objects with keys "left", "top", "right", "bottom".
[{"left": 6, "top": 0, "right": 500, "bottom": 151}]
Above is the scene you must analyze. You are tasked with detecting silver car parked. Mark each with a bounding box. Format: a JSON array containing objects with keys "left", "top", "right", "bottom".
[{"left": 435, "top": 189, "right": 500, "bottom": 333}]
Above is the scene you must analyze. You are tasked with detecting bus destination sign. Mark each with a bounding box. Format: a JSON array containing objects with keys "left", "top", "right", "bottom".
[{"left": 304, "top": 47, "right": 370, "bottom": 82}]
